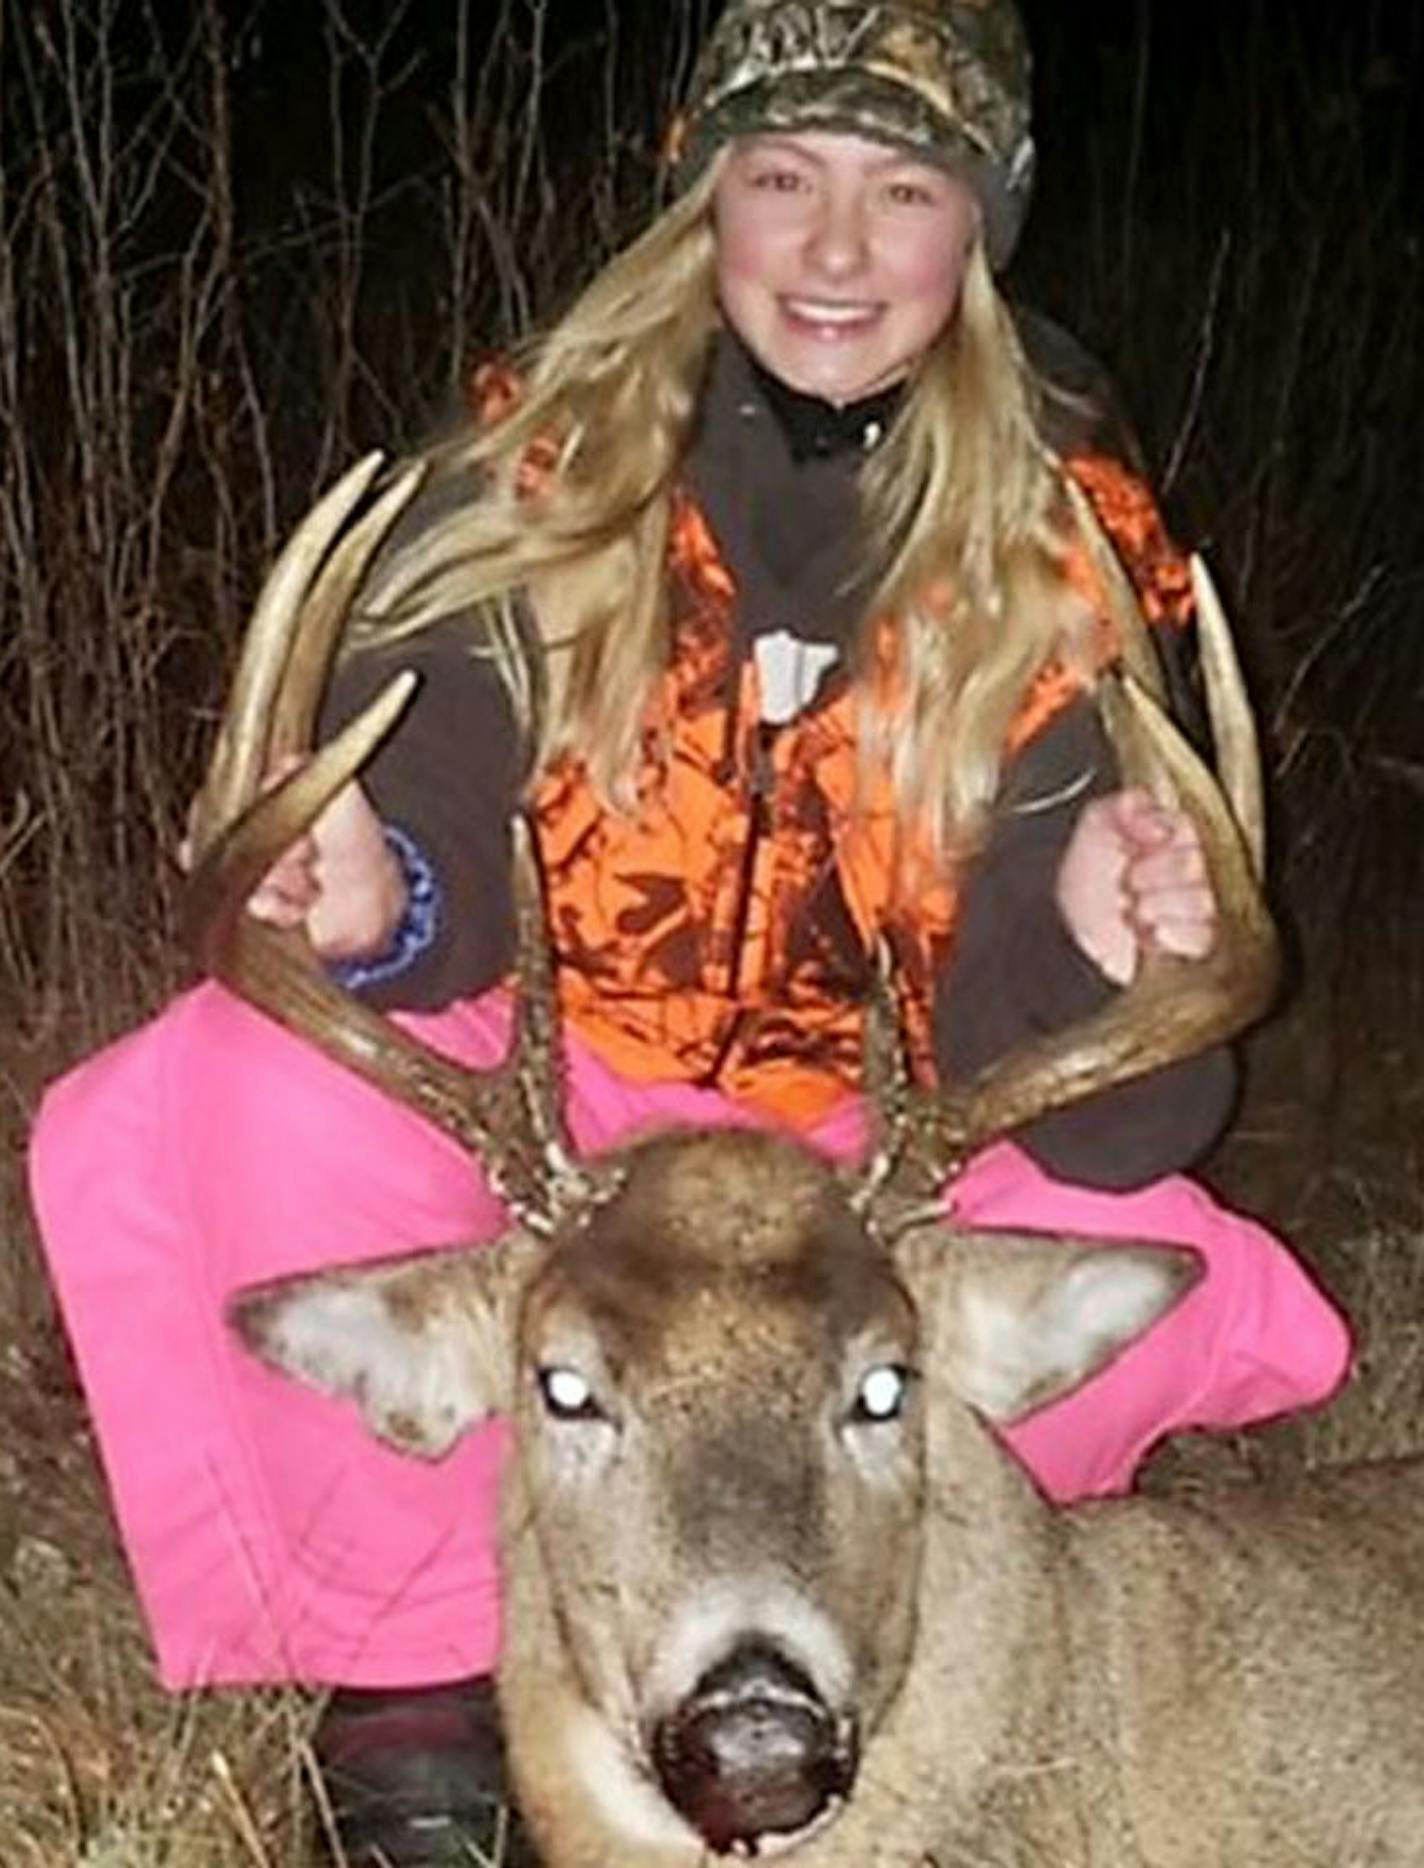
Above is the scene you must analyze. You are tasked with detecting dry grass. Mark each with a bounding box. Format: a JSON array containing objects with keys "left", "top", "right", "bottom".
[
  {"left": 0, "top": 2, "right": 1420, "bottom": 1861},
  {"left": 0, "top": 1329, "right": 314, "bottom": 1864}
]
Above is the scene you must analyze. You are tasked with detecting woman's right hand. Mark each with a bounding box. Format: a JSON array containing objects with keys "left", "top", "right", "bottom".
[{"left": 180, "top": 760, "right": 409, "bottom": 962}]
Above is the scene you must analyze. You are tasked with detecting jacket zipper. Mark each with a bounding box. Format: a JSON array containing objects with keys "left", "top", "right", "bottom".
[
  {"left": 701, "top": 722, "right": 777, "bottom": 1085},
  {"left": 726, "top": 722, "right": 776, "bottom": 997}
]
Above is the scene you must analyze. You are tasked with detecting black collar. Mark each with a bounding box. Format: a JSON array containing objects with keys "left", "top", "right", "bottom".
[{"left": 740, "top": 341, "right": 904, "bottom": 464}]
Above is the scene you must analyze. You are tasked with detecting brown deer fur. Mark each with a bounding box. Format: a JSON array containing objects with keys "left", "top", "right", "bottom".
[{"left": 233, "top": 1125, "right": 1424, "bottom": 1866}]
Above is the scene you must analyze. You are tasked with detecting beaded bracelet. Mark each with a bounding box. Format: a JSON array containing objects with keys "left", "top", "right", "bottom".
[{"left": 327, "top": 822, "right": 443, "bottom": 991}]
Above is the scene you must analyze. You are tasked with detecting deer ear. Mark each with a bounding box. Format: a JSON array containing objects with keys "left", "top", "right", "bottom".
[
  {"left": 927, "top": 1231, "right": 1202, "bottom": 1424},
  {"left": 228, "top": 1230, "right": 532, "bottom": 1457}
]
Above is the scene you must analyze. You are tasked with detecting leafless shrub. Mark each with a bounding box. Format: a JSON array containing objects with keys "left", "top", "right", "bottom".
[{"left": 0, "top": 0, "right": 699, "bottom": 1058}]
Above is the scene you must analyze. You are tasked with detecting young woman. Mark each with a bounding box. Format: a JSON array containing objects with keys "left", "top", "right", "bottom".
[{"left": 29, "top": 2, "right": 1350, "bottom": 1862}]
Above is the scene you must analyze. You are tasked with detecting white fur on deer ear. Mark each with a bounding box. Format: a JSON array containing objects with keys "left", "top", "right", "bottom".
[
  {"left": 228, "top": 1235, "right": 526, "bottom": 1456},
  {"left": 929, "top": 1232, "right": 1202, "bottom": 1425}
]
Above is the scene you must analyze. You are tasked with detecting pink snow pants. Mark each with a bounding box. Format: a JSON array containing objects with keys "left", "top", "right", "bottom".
[{"left": 29, "top": 983, "right": 1350, "bottom": 1691}]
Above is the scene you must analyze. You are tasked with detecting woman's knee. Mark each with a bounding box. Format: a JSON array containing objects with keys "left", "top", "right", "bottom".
[{"left": 35, "top": 984, "right": 511, "bottom": 1289}]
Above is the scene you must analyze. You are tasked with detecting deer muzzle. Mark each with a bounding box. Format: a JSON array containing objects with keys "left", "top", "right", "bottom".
[{"left": 651, "top": 1640, "right": 858, "bottom": 1855}]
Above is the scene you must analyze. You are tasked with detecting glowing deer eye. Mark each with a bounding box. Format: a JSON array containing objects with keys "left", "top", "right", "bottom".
[
  {"left": 537, "top": 1366, "right": 604, "bottom": 1422},
  {"left": 853, "top": 1364, "right": 911, "bottom": 1424}
]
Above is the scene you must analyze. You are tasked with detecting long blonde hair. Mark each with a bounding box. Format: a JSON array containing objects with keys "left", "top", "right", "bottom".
[
  {"left": 356, "top": 163, "right": 1092, "bottom": 856},
  {"left": 855, "top": 243, "right": 1095, "bottom": 856}
]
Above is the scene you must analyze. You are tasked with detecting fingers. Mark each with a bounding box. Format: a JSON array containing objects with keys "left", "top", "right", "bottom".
[
  {"left": 247, "top": 749, "right": 341, "bottom": 929},
  {"left": 246, "top": 833, "right": 321, "bottom": 929},
  {"left": 1119, "top": 799, "right": 1218, "bottom": 961},
  {"left": 1129, "top": 888, "right": 1217, "bottom": 961},
  {"left": 179, "top": 753, "right": 307, "bottom": 876},
  {"left": 1054, "top": 794, "right": 1139, "bottom": 985},
  {"left": 1058, "top": 788, "right": 1221, "bottom": 985},
  {"left": 181, "top": 756, "right": 324, "bottom": 928}
]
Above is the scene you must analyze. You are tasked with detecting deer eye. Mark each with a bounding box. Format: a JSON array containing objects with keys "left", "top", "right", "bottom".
[
  {"left": 850, "top": 1364, "right": 912, "bottom": 1424},
  {"left": 537, "top": 1365, "right": 606, "bottom": 1422}
]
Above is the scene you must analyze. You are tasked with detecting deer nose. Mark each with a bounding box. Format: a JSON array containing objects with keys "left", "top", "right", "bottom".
[{"left": 651, "top": 1641, "right": 857, "bottom": 1855}]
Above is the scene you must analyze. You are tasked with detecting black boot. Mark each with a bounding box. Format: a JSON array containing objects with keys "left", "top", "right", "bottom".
[{"left": 312, "top": 1677, "right": 539, "bottom": 1866}]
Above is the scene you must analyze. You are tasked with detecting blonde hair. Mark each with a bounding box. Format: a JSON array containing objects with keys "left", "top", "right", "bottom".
[
  {"left": 856, "top": 242, "right": 1094, "bottom": 857},
  {"left": 356, "top": 170, "right": 1091, "bottom": 856},
  {"left": 352, "top": 161, "right": 723, "bottom": 807}
]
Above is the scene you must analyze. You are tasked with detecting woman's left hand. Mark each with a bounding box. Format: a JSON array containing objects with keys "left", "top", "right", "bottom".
[{"left": 1055, "top": 787, "right": 1218, "bottom": 987}]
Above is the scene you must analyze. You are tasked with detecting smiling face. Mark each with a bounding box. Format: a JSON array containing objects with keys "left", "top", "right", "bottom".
[{"left": 713, "top": 129, "right": 980, "bottom": 404}]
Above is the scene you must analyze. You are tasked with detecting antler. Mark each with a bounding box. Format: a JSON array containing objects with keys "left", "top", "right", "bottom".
[
  {"left": 181, "top": 455, "right": 595, "bottom": 1233},
  {"left": 859, "top": 530, "right": 1279, "bottom": 1212}
]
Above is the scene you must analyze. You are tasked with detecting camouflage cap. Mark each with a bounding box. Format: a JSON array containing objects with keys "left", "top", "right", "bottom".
[{"left": 673, "top": 0, "right": 1036, "bottom": 269}]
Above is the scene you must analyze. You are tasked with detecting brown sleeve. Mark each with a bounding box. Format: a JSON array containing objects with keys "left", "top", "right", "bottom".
[
  {"left": 320, "top": 617, "right": 525, "bottom": 1010},
  {"left": 932, "top": 696, "right": 1237, "bottom": 1190}
]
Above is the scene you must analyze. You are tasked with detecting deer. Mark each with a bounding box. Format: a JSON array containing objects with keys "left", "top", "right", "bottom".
[{"left": 181, "top": 456, "right": 1424, "bottom": 1866}]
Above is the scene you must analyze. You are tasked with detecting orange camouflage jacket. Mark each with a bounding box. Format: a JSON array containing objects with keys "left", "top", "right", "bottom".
[{"left": 528, "top": 454, "right": 1193, "bottom": 1129}]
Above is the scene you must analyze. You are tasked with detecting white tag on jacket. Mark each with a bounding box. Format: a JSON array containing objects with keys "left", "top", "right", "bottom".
[{"left": 754, "top": 630, "right": 841, "bottom": 727}]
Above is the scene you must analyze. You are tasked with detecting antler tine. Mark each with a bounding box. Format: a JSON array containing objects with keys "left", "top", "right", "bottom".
[
  {"left": 1062, "top": 471, "right": 1265, "bottom": 874},
  {"left": 265, "top": 463, "right": 431, "bottom": 767},
  {"left": 874, "top": 546, "right": 1280, "bottom": 1207},
  {"left": 844, "top": 939, "right": 914, "bottom": 1216},
  {"left": 1059, "top": 467, "right": 1168, "bottom": 708},
  {"left": 181, "top": 674, "right": 420, "bottom": 954},
  {"left": 1191, "top": 554, "right": 1266, "bottom": 878},
  {"left": 187, "top": 452, "right": 388, "bottom": 867},
  {"left": 501, "top": 812, "right": 587, "bottom": 1192},
  {"left": 183, "top": 463, "right": 590, "bottom": 1232}
]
